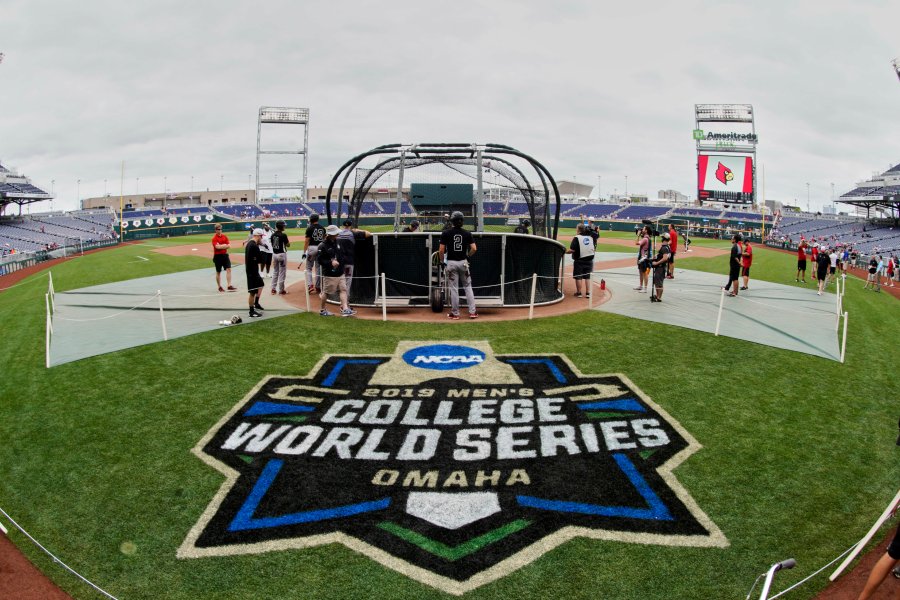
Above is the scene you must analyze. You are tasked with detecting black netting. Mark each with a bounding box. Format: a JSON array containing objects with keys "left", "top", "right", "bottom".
[
  {"left": 503, "top": 235, "right": 564, "bottom": 305},
  {"left": 343, "top": 233, "right": 562, "bottom": 306},
  {"left": 344, "top": 156, "right": 549, "bottom": 237}
]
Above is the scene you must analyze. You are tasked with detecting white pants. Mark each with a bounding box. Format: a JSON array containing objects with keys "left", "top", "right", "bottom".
[
  {"left": 446, "top": 259, "right": 476, "bottom": 315},
  {"left": 271, "top": 253, "right": 287, "bottom": 292},
  {"left": 305, "top": 245, "right": 321, "bottom": 289}
]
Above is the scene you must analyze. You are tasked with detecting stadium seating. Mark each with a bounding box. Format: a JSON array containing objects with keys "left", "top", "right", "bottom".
[
  {"left": 672, "top": 208, "right": 722, "bottom": 217},
  {"left": 615, "top": 205, "right": 671, "bottom": 220}
]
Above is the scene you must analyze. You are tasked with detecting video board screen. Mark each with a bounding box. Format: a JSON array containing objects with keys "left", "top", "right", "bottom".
[{"left": 697, "top": 154, "right": 754, "bottom": 204}]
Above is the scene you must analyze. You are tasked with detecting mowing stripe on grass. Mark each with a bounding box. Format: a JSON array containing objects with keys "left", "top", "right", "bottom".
[{"left": 377, "top": 519, "right": 531, "bottom": 561}]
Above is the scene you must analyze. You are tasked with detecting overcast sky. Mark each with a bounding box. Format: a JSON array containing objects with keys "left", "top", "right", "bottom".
[{"left": 1, "top": 0, "right": 899, "bottom": 213}]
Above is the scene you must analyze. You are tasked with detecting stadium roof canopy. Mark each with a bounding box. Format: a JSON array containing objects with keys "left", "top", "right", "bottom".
[
  {"left": 837, "top": 161, "right": 900, "bottom": 214},
  {"left": 0, "top": 161, "right": 53, "bottom": 210}
]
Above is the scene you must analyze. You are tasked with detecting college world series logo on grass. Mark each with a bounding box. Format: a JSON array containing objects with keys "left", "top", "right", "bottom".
[{"left": 179, "top": 341, "right": 728, "bottom": 594}]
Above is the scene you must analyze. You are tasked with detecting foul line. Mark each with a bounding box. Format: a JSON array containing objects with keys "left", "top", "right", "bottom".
[{"left": 0, "top": 505, "right": 119, "bottom": 600}]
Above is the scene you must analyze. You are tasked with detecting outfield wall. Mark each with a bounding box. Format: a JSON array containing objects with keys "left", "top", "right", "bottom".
[{"left": 120, "top": 215, "right": 765, "bottom": 243}]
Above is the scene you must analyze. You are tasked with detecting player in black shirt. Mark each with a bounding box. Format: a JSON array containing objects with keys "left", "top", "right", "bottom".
[
  {"left": 650, "top": 233, "right": 672, "bottom": 303},
  {"left": 316, "top": 224, "right": 355, "bottom": 317},
  {"left": 723, "top": 233, "right": 743, "bottom": 297},
  {"left": 439, "top": 211, "right": 478, "bottom": 319},
  {"left": 244, "top": 229, "right": 265, "bottom": 317},
  {"left": 402, "top": 220, "right": 421, "bottom": 233},
  {"left": 302, "top": 213, "right": 326, "bottom": 294},
  {"left": 269, "top": 220, "right": 290, "bottom": 295},
  {"left": 513, "top": 219, "right": 530, "bottom": 235}
]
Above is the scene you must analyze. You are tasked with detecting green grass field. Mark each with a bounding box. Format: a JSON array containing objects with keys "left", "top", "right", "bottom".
[{"left": 0, "top": 237, "right": 897, "bottom": 599}]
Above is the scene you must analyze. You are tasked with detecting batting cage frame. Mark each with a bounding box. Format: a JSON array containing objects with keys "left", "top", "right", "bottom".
[{"left": 324, "top": 143, "right": 562, "bottom": 240}]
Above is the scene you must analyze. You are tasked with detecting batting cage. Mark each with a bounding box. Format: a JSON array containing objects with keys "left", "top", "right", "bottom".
[
  {"left": 324, "top": 143, "right": 562, "bottom": 239},
  {"left": 321, "top": 143, "right": 566, "bottom": 310},
  {"left": 344, "top": 232, "right": 565, "bottom": 308}
]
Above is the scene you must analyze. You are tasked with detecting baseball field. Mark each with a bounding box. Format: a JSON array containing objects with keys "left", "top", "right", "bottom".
[{"left": 0, "top": 230, "right": 897, "bottom": 599}]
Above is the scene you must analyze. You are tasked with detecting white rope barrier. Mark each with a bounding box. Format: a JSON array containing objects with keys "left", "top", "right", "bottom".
[
  {"left": 0, "top": 506, "right": 119, "bottom": 600},
  {"left": 45, "top": 293, "right": 52, "bottom": 369},
  {"left": 714, "top": 287, "right": 726, "bottom": 336},
  {"left": 157, "top": 290, "right": 168, "bottom": 341},
  {"left": 381, "top": 273, "right": 387, "bottom": 321},
  {"left": 764, "top": 542, "right": 857, "bottom": 600},
  {"left": 53, "top": 293, "right": 160, "bottom": 322},
  {"left": 528, "top": 273, "right": 537, "bottom": 320},
  {"left": 830, "top": 493, "right": 900, "bottom": 581},
  {"left": 840, "top": 311, "right": 848, "bottom": 364}
]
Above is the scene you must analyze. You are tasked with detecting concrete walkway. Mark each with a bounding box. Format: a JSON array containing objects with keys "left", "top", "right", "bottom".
[
  {"left": 590, "top": 266, "right": 843, "bottom": 361},
  {"left": 49, "top": 267, "right": 307, "bottom": 366}
]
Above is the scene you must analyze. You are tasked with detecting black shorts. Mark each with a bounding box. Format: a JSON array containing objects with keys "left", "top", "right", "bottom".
[
  {"left": 668, "top": 251, "right": 676, "bottom": 265},
  {"left": 246, "top": 271, "right": 264, "bottom": 292},
  {"left": 829, "top": 266, "right": 836, "bottom": 274},
  {"left": 741, "top": 266, "right": 750, "bottom": 277},
  {"left": 213, "top": 253, "right": 231, "bottom": 273},
  {"left": 817, "top": 267, "right": 828, "bottom": 281},
  {"left": 573, "top": 260, "right": 593, "bottom": 280},
  {"left": 889, "top": 525, "right": 900, "bottom": 560},
  {"left": 797, "top": 259, "right": 807, "bottom": 271},
  {"left": 652, "top": 267, "right": 666, "bottom": 288},
  {"left": 260, "top": 253, "right": 273, "bottom": 267}
]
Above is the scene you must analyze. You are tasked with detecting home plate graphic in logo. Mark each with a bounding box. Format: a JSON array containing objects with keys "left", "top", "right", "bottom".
[{"left": 179, "top": 341, "right": 728, "bottom": 594}]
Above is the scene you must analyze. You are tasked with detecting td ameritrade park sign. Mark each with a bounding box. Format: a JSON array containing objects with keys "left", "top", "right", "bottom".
[
  {"left": 179, "top": 342, "right": 727, "bottom": 594},
  {"left": 694, "top": 129, "right": 758, "bottom": 145}
]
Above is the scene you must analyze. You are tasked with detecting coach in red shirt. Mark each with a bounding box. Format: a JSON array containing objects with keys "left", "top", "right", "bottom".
[
  {"left": 212, "top": 225, "right": 237, "bottom": 292},
  {"left": 740, "top": 239, "right": 753, "bottom": 290},
  {"left": 796, "top": 240, "right": 808, "bottom": 283}
]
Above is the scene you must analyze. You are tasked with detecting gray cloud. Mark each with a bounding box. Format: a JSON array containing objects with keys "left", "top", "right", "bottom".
[{"left": 1, "top": 0, "right": 898, "bottom": 212}]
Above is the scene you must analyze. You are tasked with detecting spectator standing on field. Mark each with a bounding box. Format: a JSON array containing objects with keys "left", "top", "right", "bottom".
[
  {"left": 828, "top": 247, "right": 839, "bottom": 285},
  {"left": 258, "top": 223, "right": 274, "bottom": 278},
  {"left": 567, "top": 223, "right": 596, "bottom": 298},
  {"left": 816, "top": 245, "right": 830, "bottom": 296},
  {"left": 723, "top": 233, "right": 743, "bottom": 297},
  {"left": 316, "top": 224, "right": 355, "bottom": 317},
  {"left": 211, "top": 224, "right": 237, "bottom": 292},
  {"left": 796, "top": 239, "right": 809, "bottom": 283},
  {"left": 666, "top": 223, "right": 678, "bottom": 279},
  {"left": 740, "top": 239, "right": 753, "bottom": 291},
  {"left": 337, "top": 219, "right": 372, "bottom": 295},
  {"left": 863, "top": 255, "right": 879, "bottom": 291},
  {"left": 270, "top": 220, "right": 290, "bottom": 295},
  {"left": 244, "top": 229, "right": 266, "bottom": 318},
  {"left": 651, "top": 232, "right": 671, "bottom": 303},
  {"left": 634, "top": 225, "right": 651, "bottom": 293}
]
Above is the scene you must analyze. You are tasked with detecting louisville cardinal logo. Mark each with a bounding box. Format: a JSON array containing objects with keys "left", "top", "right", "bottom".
[{"left": 715, "top": 162, "right": 734, "bottom": 185}]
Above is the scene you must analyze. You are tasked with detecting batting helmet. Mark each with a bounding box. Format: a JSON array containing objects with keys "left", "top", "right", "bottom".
[{"left": 450, "top": 211, "right": 465, "bottom": 226}]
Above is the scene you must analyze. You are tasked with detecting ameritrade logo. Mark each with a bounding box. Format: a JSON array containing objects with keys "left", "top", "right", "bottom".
[
  {"left": 402, "top": 344, "right": 485, "bottom": 371},
  {"left": 179, "top": 341, "right": 727, "bottom": 595}
]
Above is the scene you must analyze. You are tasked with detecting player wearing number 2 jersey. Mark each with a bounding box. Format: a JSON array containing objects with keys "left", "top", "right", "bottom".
[{"left": 439, "top": 211, "right": 478, "bottom": 320}]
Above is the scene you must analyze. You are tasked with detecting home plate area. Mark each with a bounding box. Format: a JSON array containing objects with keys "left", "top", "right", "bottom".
[{"left": 178, "top": 341, "right": 727, "bottom": 594}]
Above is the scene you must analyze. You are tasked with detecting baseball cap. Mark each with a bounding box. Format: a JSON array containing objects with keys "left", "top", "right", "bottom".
[
  {"left": 325, "top": 224, "right": 340, "bottom": 236},
  {"left": 661, "top": 232, "right": 670, "bottom": 240},
  {"left": 342, "top": 219, "right": 353, "bottom": 227},
  {"left": 252, "top": 228, "right": 264, "bottom": 236}
]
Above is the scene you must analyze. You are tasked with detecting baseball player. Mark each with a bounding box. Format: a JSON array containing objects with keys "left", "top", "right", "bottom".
[
  {"left": 301, "top": 213, "right": 326, "bottom": 294},
  {"left": 439, "top": 211, "right": 478, "bottom": 320}
]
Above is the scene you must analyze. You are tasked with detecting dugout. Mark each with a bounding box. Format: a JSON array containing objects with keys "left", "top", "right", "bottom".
[{"left": 344, "top": 231, "right": 565, "bottom": 308}]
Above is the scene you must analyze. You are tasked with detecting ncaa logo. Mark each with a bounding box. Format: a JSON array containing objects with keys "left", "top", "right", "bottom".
[{"left": 401, "top": 344, "right": 485, "bottom": 371}]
